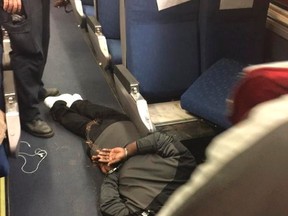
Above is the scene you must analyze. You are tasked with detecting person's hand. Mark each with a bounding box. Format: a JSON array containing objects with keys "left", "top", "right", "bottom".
[
  {"left": 97, "top": 147, "right": 126, "bottom": 166},
  {"left": 93, "top": 148, "right": 111, "bottom": 163},
  {"left": 90, "top": 152, "right": 112, "bottom": 174},
  {"left": 90, "top": 149, "right": 112, "bottom": 164},
  {"left": 107, "top": 147, "right": 126, "bottom": 166},
  {"left": 2, "top": 0, "right": 22, "bottom": 14},
  {"left": 0, "top": 110, "right": 7, "bottom": 144}
]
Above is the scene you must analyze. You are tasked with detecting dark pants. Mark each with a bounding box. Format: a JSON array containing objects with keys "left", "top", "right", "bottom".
[
  {"left": 50, "top": 100, "right": 130, "bottom": 141},
  {"left": 0, "top": 0, "right": 50, "bottom": 122}
]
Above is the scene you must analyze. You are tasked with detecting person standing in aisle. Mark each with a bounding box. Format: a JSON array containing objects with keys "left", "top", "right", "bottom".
[{"left": 0, "top": 0, "right": 59, "bottom": 138}]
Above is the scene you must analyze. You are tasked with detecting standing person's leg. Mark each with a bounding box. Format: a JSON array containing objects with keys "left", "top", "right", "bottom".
[
  {"left": 40, "top": 0, "right": 50, "bottom": 75},
  {"left": 3, "top": 0, "right": 55, "bottom": 137},
  {"left": 38, "top": 0, "right": 59, "bottom": 100}
]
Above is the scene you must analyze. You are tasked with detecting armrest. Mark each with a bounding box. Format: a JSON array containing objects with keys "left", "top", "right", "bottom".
[
  {"left": 113, "top": 65, "right": 155, "bottom": 135},
  {"left": 2, "top": 28, "right": 11, "bottom": 70},
  {"left": 2, "top": 28, "right": 21, "bottom": 157},
  {"left": 3, "top": 70, "right": 21, "bottom": 157},
  {"left": 114, "top": 64, "right": 139, "bottom": 94},
  {"left": 86, "top": 15, "right": 102, "bottom": 33},
  {"left": 69, "top": 0, "right": 86, "bottom": 28},
  {"left": 86, "top": 16, "right": 111, "bottom": 69}
]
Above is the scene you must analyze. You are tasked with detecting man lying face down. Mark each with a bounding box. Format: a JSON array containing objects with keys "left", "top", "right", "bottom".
[{"left": 44, "top": 94, "right": 196, "bottom": 216}]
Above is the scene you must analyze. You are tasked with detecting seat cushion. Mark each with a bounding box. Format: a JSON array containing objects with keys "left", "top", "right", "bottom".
[
  {"left": 83, "top": 5, "right": 95, "bottom": 17},
  {"left": 81, "top": 0, "right": 93, "bottom": 6},
  {"left": 107, "top": 39, "right": 122, "bottom": 65},
  {"left": 98, "top": 0, "right": 120, "bottom": 39},
  {"left": 181, "top": 58, "right": 244, "bottom": 128}
]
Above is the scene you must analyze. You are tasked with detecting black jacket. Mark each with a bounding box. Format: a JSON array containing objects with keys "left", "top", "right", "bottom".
[{"left": 100, "top": 132, "right": 196, "bottom": 216}]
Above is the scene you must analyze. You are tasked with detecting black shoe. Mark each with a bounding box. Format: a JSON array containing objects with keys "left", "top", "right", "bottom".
[
  {"left": 23, "top": 119, "right": 54, "bottom": 138},
  {"left": 39, "top": 88, "right": 60, "bottom": 101}
]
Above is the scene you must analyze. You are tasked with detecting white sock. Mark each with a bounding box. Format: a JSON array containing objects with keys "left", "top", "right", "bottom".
[
  {"left": 66, "top": 94, "right": 83, "bottom": 107},
  {"left": 44, "top": 94, "right": 73, "bottom": 108}
]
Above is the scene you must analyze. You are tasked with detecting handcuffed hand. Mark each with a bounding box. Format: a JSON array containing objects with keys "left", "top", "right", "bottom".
[{"left": 96, "top": 147, "right": 126, "bottom": 166}]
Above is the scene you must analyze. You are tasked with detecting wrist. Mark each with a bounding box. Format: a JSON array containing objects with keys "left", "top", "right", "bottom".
[
  {"left": 124, "top": 141, "right": 137, "bottom": 160},
  {"left": 124, "top": 147, "right": 128, "bottom": 159}
]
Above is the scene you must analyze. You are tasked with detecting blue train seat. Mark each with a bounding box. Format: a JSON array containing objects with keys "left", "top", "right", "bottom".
[
  {"left": 97, "top": 0, "right": 121, "bottom": 66},
  {"left": 120, "top": 0, "right": 200, "bottom": 102},
  {"left": 181, "top": 58, "right": 245, "bottom": 128},
  {"left": 81, "top": 0, "right": 94, "bottom": 17},
  {"left": 198, "top": 0, "right": 270, "bottom": 72},
  {"left": 113, "top": 0, "right": 200, "bottom": 135},
  {"left": 86, "top": 0, "right": 121, "bottom": 69},
  {"left": 181, "top": 0, "right": 270, "bottom": 129}
]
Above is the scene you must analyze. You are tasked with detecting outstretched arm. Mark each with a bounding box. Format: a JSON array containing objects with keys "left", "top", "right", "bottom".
[{"left": 97, "top": 132, "right": 194, "bottom": 166}]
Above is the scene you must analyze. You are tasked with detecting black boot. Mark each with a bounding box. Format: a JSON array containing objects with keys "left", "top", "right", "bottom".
[
  {"left": 39, "top": 88, "right": 60, "bottom": 101},
  {"left": 23, "top": 118, "right": 54, "bottom": 138}
]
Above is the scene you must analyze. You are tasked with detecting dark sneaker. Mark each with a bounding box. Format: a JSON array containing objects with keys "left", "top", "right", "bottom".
[
  {"left": 23, "top": 119, "right": 54, "bottom": 138},
  {"left": 39, "top": 88, "right": 60, "bottom": 101}
]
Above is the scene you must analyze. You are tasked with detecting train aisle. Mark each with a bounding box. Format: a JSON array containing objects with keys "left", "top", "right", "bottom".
[{"left": 7, "top": 4, "right": 121, "bottom": 216}]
